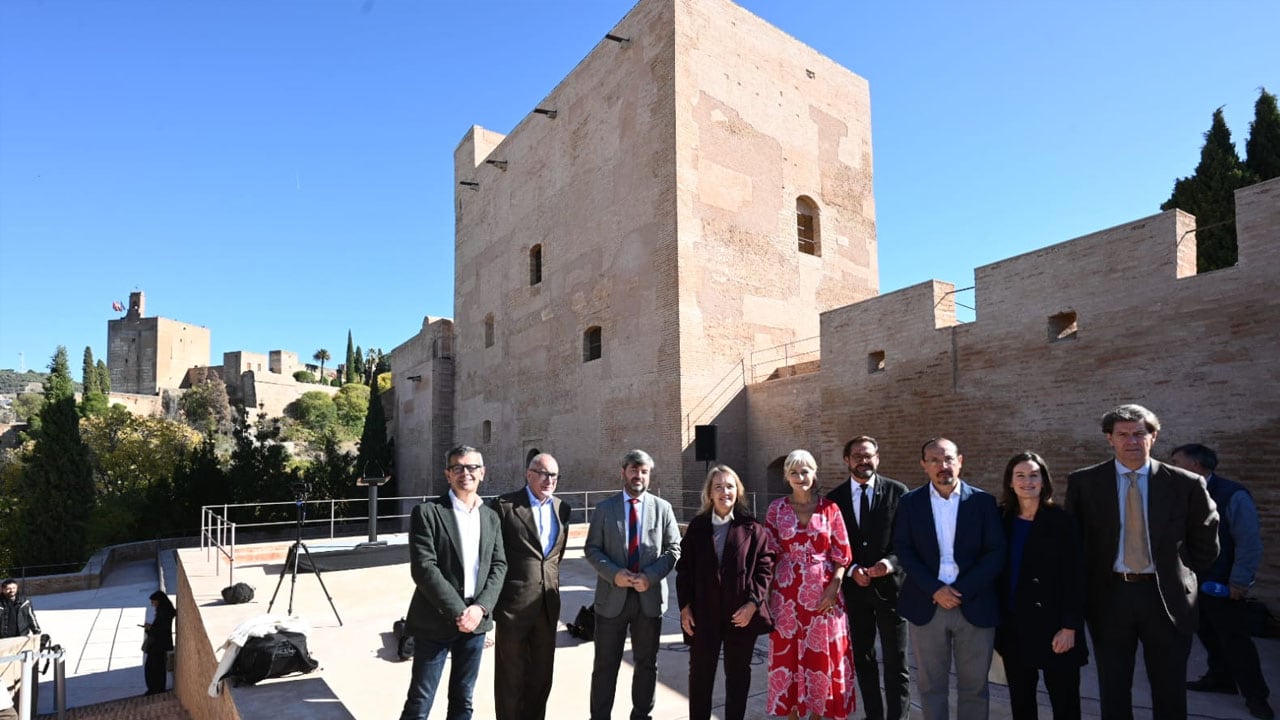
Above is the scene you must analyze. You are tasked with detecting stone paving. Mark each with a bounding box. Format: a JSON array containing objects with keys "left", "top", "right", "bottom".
[{"left": 13, "top": 530, "right": 1280, "bottom": 719}]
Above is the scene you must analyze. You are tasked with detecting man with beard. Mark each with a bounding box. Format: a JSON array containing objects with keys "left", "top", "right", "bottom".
[
  {"left": 827, "top": 436, "right": 910, "bottom": 720},
  {"left": 0, "top": 579, "right": 40, "bottom": 638},
  {"left": 894, "top": 438, "right": 1005, "bottom": 720},
  {"left": 585, "top": 449, "right": 681, "bottom": 720}
]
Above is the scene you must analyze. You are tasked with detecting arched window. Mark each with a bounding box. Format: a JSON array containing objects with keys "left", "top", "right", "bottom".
[
  {"left": 525, "top": 448, "right": 540, "bottom": 465},
  {"left": 583, "top": 326, "right": 602, "bottom": 362},
  {"left": 796, "top": 196, "right": 821, "bottom": 256},
  {"left": 529, "top": 244, "right": 543, "bottom": 286},
  {"left": 484, "top": 313, "right": 495, "bottom": 348}
]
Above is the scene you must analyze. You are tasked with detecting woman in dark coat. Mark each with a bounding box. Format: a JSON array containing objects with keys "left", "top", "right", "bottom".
[
  {"left": 143, "top": 591, "right": 176, "bottom": 694},
  {"left": 995, "top": 451, "right": 1088, "bottom": 720},
  {"left": 676, "top": 464, "right": 776, "bottom": 720}
]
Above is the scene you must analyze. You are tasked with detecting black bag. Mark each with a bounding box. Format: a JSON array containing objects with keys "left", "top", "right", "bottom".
[
  {"left": 222, "top": 631, "right": 319, "bottom": 686},
  {"left": 567, "top": 605, "right": 595, "bottom": 641},
  {"left": 221, "top": 583, "right": 255, "bottom": 605},
  {"left": 393, "top": 617, "right": 414, "bottom": 660}
]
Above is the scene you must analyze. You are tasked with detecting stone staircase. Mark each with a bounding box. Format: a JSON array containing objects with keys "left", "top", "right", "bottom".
[{"left": 37, "top": 692, "right": 190, "bottom": 720}]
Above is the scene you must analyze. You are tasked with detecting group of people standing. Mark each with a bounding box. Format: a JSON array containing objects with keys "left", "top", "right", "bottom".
[{"left": 396, "top": 402, "right": 1270, "bottom": 720}]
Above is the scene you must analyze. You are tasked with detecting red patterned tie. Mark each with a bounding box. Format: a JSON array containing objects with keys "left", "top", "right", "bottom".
[{"left": 627, "top": 498, "right": 640, "bottom": 573}]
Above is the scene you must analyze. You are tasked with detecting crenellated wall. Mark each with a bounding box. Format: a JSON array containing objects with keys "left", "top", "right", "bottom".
[{"left": 790, "top": 177, "right": 1280, "bottom": 602}]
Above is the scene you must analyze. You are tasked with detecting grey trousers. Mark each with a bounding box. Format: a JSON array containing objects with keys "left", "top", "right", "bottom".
[{"left": 909, "top": 606, "right": 995, "bottom": 720}]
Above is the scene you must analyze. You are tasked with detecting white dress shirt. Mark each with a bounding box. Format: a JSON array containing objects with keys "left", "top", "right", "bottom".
[
  {"left": 449, "top": 489, "right": 483, "bottom": 599},
  {"left": 929, "top": 481, "right": 962, "bottom": 584}
]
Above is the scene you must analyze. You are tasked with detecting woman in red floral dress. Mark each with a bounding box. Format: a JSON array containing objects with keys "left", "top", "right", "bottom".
[{"left": 765, "top": 449, "right": 855, "bottom": 720}]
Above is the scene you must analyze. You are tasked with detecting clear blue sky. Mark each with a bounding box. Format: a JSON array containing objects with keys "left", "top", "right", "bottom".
[{"left": 1, "top": 0, "right": 1276, "bottom": 374}]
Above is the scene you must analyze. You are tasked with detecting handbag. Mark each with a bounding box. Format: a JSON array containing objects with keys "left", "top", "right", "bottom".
[{"left": 567, "top": 605, "right": 595, "bottom": 641}]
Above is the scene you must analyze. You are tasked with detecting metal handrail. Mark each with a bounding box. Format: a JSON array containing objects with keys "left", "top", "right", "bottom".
[{"left": 0, "top": 646, "right": 67, "bottom": 720}]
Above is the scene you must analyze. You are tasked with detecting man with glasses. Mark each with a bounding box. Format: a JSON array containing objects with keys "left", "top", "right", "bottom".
[
  {"left": 1066, "top": 405, "right": 1219, "bottom": 720},
  {"left": 585, "top": 449, "right": 681, "bottom": 720},
  {"left": 491, "top": 453, "right": 572, "bottom": 720},
  {"left": 399, "top": 446, "right": 507, "bottom": 720},
  {"left": 894, "top": 438, "right": 1004, "bottom": 720}
]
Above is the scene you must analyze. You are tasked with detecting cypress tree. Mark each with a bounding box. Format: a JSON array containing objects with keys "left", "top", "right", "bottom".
[
  {"left": 17, "top": 347, "right": 95, "bottom": 568},
  {"left": 1246, "top": 87, "right": 1280, "bottom": 182},
  {"left": 81, "top": 347, "right": 99, "bottom": 395},
  {"left": 80, "top": 347, "right": 108, "bottom": 416},
  {"left": 345, "top": 330, "right": 357, "bottom": 384},
  {"left": 96, "top": 359, "right": 111, "bottom": 394},
  {"left": 357, "top": 382, "right": 393, "bottom": 490},
  {"left": 1161, "top": 108, "right": 1249, "bottom": 272}
]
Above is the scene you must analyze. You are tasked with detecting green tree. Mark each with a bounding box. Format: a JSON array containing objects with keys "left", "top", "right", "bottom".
[
  {"left": 11, "top": 392, "right": 45, "bottom": 423},
  {"left": 289, "top": 391, "right": 338, "bottom": 436},
  {"left": 166, "top": 437, "right": 229, "bottom": 530},
  {"left": 1246, "top": 87, "right": 1280, "bottom": 182},
  {"left": 357, "top": 380, "right": 393, "bottom": 490},
  {"left": 334, "top": 383, "right": 370, "bottom": 436},
  {"left": 79, "top": 347, "right": 108, "bottom": 417},
  {"left": 82, "top": 406, "right": 201, "bottom": 496},
  {"left": 15, "top": 347, "right": 95, "bottom": 568},
  {"left": 313, "top": 348, "right": 331, "bottom": 384},
  {"left": 293, "top": 370, "right": 316, "bottom": 384},
  {"left": 345, "top": 331, "right": 358, "bottom": 384},
  {"left": 95, "top": 359, "right": 111, "bottom": 394},
  {"left": 354, "top": 345, "right": 364, "bottom": 383},
  {"left": 302, "top": 436, "right": 358, "bottom": 505},
  {"left": 179, "top": 374, "right": 232, "bottom": 435},
  {"left": 226, "top": 407, "right": 298, "bottom": 517},
  {"left": 1161, "top": 108, "right": 1249, "bottom": 272}
]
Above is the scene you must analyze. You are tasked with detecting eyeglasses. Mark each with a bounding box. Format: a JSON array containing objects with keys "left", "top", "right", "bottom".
[
  {"left": 528, "top": 469, "right": 559, "bottom": 480},
  {"left": 447, "top": 464, "right": 484, "bottom": 474}
]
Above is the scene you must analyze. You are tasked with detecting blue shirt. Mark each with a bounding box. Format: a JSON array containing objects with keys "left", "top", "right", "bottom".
[
  {"left": 525, "top": 486, "right": 559, "bottom": 557},
  {"left": 1112, "top": 459, "right": 1154, "bottom": 573}
]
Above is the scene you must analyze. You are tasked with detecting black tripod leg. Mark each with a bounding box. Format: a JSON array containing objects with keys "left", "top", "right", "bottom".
[
  {"left": 266, "top": 542, "right": 297, "bottom": 614},
  {"left": 296, "top": 542, "right": 343, "bottom": 626}
]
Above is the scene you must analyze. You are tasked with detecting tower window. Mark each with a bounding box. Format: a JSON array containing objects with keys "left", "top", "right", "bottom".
[
  {"left": 529, "top": 244, "right": 543, "bottom": 286},
  {"left": 1048, "top": 311, "right": 1078, "bottom": 342},
  {"left": 796, "top": 196, "right": 821, "bottom": 256},
  {"left": 868, "top": 350, "right": 886, "bottom": 373},
  {"left": 484, "top": 313, "right": 495, "bottom": 348},
  {"left": 482, "top": 420, "right": 492, "bottom": 444},
  {"left": 583, "top": 326, "right": 602, "bottom": 362}
]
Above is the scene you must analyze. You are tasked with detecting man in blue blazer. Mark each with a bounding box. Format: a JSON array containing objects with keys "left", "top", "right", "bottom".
[
  {"left": 585, "top": 449, "right": 681, "bottom": 720},
  {"left": 894, "top": 438, "right": 1005, "bottom": 720}
]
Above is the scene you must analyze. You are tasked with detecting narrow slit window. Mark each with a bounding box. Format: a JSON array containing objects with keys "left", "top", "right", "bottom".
[
  {"left": 529, "top": 244, "right": 543, "bottom": 286},
  {"left": 583, "top": 326, "right": 602, "bottom": 362},
  {"left": 484, "top": 313, "right": 495, "bottom": 348}
]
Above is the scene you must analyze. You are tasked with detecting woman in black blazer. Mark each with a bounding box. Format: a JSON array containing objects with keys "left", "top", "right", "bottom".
[
  {"left": 676, "top": 465, "right": 775, "bottom": 720},
  {"left": 995, "top": 451, "right": 1088, "bottom": 720}
]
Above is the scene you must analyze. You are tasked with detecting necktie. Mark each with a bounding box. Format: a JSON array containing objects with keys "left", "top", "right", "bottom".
[
  {"left": 859, "top": 484, "right": 871, "bottom": 527},
  {"left": 627, "top": 498, "right": 641, "bottom": 573},
  {"left": 1123, "top": 471, "right": 1150, "bottom": 572}
]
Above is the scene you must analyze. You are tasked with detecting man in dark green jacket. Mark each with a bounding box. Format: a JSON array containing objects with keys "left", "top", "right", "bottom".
[{"left": 399, "top": 445, "right": 507, "bottom": 720}]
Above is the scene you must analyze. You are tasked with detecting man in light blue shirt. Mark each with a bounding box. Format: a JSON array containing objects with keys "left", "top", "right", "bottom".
[{"left": 491, "top": 453, "right": 573, "bottom": 720}]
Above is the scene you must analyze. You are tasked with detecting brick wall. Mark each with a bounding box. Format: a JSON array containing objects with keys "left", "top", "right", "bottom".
[{"left": 811, "top": 178, "right": 1280, "bottom": 603}]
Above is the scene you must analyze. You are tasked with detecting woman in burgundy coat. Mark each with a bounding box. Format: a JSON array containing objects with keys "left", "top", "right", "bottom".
[{"left": 676, "top": 465, "right": 776, "bottom": 720}]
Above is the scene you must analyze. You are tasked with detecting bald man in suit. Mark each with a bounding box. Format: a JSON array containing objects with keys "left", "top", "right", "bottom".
[{"left": 491, "top": 453, "right": 573, "bottom": 720}]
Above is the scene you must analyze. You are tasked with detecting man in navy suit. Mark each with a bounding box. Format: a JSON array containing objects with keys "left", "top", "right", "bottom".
[
  {"left": 828, "top": 436, "right": 910, "bottom": 720},
  {"left": 894, "top": 438, "right": 1005, "bottom": 720},
  {"left": 1066, "top": 405, "right": 1218, "bottom": 720},
  {"left": 585, "top": 449, "right": 681, "bottom": 720}
]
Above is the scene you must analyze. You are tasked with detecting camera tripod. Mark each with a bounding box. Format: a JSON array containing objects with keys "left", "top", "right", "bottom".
[{"left": 267, "top": 494, "right": 343, "bottom": 625}]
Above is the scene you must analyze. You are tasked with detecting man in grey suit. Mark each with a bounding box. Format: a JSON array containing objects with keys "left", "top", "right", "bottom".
[
  {"left": 399, "top": 445, "right": 507, "bottom": 720},
  {"left": 585, "top": 449, "right": 681, "bottom": 720},
  {"left": 491, "top": 453, "right": 573, "bottom": 720}
]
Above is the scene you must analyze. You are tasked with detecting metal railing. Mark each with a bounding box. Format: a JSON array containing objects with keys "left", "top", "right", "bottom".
[
  {"left": 748, "top": 335, "right": 820, "bottom": 383},
  {"left": 1, "top": 646, "right": 66, "bottom": 720},
  {"left": 200, "top": 488, "right": 791, "bottom": 581}
]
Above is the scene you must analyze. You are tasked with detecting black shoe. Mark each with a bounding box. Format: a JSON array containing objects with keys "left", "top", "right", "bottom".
[
  {"left": 1187, "top": 675, "right": 1236, "bottom": 694},
  {"left": 1246, "top": 698, "right": 1275, "bottom": 720}
]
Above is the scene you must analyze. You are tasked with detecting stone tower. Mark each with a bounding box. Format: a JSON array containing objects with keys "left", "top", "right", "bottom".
[
  {"left": 440, "top": 0, "right": 878, "bottom": 503},
  {"left": 107, "top": 291, "right": 211, "bottom": 395}
]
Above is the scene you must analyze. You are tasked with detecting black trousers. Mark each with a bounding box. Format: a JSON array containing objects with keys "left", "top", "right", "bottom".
[
  {"left": 844, "top": 586, "right": 910, "bottom": 720},
  {"left": 686, "top": 622, "right": 757, "bottom": 720},
  {"left": 590, "top": 591, "right": 662, "bottom": 720},
  {"left": 1195, "top": 593, "right": 1271, "bottom": 701},
  {"left": 494, "top": 616, "right": 558, "bottom": 720},
  {"left": 1088, "top": 580, "right": 1192, "bottom": 720},
  {"left": 997, "top": 617, "right": 1081, "bottom": 720},
  {"left": 144, "top": 650, "right": 169, "bottom": 694}
]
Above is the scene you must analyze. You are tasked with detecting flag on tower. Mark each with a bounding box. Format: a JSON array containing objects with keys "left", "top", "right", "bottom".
[{"left": 112, "top": 300, "right": 125, "bottom": 312}]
